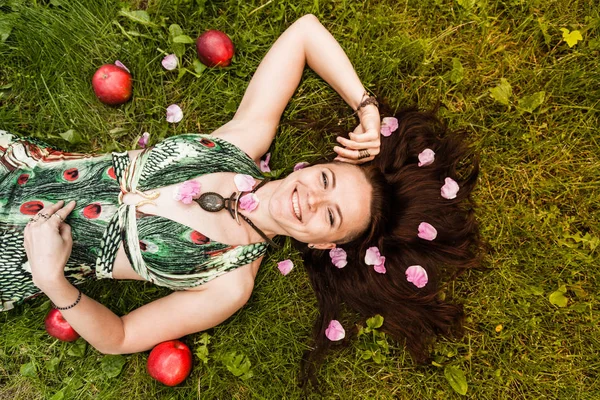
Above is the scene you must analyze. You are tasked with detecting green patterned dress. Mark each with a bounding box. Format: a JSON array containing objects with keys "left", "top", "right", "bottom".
[{"left": 0, "top": 130, "right": 269, "bottom": 311}]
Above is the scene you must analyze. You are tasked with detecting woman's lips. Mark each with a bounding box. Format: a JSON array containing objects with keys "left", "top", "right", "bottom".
[{"left": 292, "top": 189, "right": 302, "bottom": 221}]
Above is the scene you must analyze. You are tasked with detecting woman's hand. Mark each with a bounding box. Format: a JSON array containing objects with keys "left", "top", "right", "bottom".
[
  {"left": 23, "top": 200, "right": 77, "bottom": 290},
  {"left": 334, "top": 104, "right": 381, "bottom": 164}
]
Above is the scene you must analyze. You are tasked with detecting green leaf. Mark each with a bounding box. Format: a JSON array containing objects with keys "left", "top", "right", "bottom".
[
  {"left": 517, "top": 91, "right": 546, "bottom": 114},
  {"left": 366, "top": 314, "right": 384, "bottom": 329},
  {"left": 537, "top": 18, "right": 551, "bottom": 45},
  {"left": 560, "top": 28, "right": 583, "bottom": 48},
  {"left": 168, "top": 24, "right": 184, "bottom": 38},
  {"left": 20, "top": 362, "right": 37, "bottom": 378},
  {"left": 49, "top": 390, "right": 65, "bottom": 400},
  {"left": 46, "top": 357, "right": 60, "bottom": 372},
  {"left": 172, "top": 35, "right": 195, "bottom": 44},
  {"left": 361, "top": 350, "right": 372, "bottom": 360},
  {"left": 67, "top": 339, "right": 87, "bottom": 357},
  {"left": 489, "top": 78, "right": 512, "bottom": 106},
  {"left": 193, "top": 59, "right": 207, "bottom": 75},
  {"left": 372, "top": 351, "right": 385, "bottom": 364},
  {"left": 549, "top": 290, "right": 568, "bottom": 307},
  {"left": 224, "top": 97, "right": 238, "bottom": 114},
  {"left": 448, "top": 58, "right": 464, "bottom": 84},
  {"left": 118, "top": 9, "right": 158, "bottom": 28},
  {"left": 221, "top": 351, "right": 253, "bottom": 380},
  {"left": 444, "top": 365, "right": 468, "bottom": 396},
  {"left": 0, "top": 20, "right": 13, "bottom": 43},
  {"left": 527, "top": 286, "right": 544, "bottom": 296},
  {"left": 456, "top": 0, "right": 475, "bottom": 9},
  {"left": 59, "top": 129, "right": 83, "bottom": 144},
  {"left": 101, "top": 355, "right": 127, "bottom": 378}
]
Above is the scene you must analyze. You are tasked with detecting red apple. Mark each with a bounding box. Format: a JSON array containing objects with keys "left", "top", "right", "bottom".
[
  {"left": 92, "top": 64, "right": 132, "bottom": 105},
  {"left": 196, "top": 30, "right": 235, "bottom": 67},
  {"left": 44, "top": 308, "right": 80, "bottom": 342},
  {"left": 147, "top": 340, "right": 192, "bottom": 386}
]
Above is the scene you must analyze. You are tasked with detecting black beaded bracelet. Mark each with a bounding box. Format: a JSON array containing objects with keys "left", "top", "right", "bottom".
[{"left": 55, "top": 289, "right": 82, "bottom": 311}]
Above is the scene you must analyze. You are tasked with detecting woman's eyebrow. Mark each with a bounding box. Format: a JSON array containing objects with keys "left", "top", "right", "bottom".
[{"left": 328, "top": 167, "right": 336, "bottom": 189}]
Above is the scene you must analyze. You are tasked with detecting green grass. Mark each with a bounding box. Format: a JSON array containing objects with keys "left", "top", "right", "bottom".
[{"left": 1, "top": 0, "right": 599, "bottom": 398}]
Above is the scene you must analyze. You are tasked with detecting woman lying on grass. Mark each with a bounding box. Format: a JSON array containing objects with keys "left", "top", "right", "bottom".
[{"left": 0, "top": 14, "right": 479, "bottom": 384}]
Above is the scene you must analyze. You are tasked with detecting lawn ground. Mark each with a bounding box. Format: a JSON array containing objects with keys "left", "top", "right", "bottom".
[{"left": 0, "top": 0, "right": 599, "bottom": 398}]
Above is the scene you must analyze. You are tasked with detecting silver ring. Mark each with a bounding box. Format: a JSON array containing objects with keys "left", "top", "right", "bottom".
[
  {"left": 358, "top": 149, "right": 371, "bottom": 160},
  {"left": 39, "top": 212, "right": 50, "bottom": 219},
  {"left": 52, "top": 213, "right": 64, "bottom": 222},
  {"left": 28, "top": 217, "right": 38, "bottom": 224}
]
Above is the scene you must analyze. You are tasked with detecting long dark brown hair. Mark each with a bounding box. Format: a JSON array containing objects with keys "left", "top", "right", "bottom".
[{"left": 294, "top": 106, "right": 481, "bottom": 388}]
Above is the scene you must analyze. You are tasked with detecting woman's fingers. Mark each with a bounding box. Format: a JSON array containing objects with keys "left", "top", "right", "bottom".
[
  {"left": 336, "top": 135, "right": 380, "bottom": 150},
  {"left": 333, "top": 145, "right": 380, "bottom": 164},
  {"left": 50, "top": 200, "right": 76, "bottom": 224}
]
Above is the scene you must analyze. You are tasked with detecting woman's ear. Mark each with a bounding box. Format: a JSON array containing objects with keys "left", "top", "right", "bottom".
[{"left": 308, "top": 242, "right": 336, "bottom": 250}]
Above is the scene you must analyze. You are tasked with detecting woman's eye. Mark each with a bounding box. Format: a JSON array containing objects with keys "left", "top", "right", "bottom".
[
  {"left": 328, "top": 209, "right": 334, "bottom": 226},
  {"left": 322, "top": 172, "right": 328, "bottom": 189}
]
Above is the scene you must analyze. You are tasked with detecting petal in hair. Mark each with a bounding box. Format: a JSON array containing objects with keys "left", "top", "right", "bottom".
[
  {"left": 364, "top": 246, "right": 382, "bottom": 266},
  {"left": 161, "top": 54, "right": 178, "bottom": 70},
  {"left": 260, "top": 152, "right": 271, "bottom": 172},
  {"left": 114, "top": 60, "right": 130, "bottom": 73},
  {"left": 277, "top": 259, "right": 293, "bottom": 276},
  {"left": 418, "top": 222, "right": 437, "bottom": 241},
  {"left": 294, "top": 162, "right": 310, "bottom": 171},
  {"left": 329, "top": 248, "right": 348, "bottom": 268},
  {"left": 239, "top": 193, "right": 259, "bottom": 212},
  {"left": 138, "top": 132, "right": 150, "bottom": 148},
  {"left": 325, "top": 319, "right": 345, "bottom": 341},
  {"left": 173, "top": 180, "right": 201, "bottom": 204},
  {"left": 234, "top": 174, "right": 255, "bottom": 192},
  {"left": 418, "top": 148, "right": 435, "bottom": 167},
  {"left": 405, "top": 265, "right": 428, "bottom": 288},
  {"left": 166, "top": 104, "right": 183, "bottom": 123},
  {"left": 380, "top": 117, "right": 399, "bottom": 137},
  {"left": 441, "top": 177, "right": 460, "bottom": 199},
  {"left": 373, "top": 256, "right": 387, "bottom": 274}
]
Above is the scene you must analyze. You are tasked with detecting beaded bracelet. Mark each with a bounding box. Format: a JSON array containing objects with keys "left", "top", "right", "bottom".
[
  {"left": 354, "top": 91, "right": 379, "bottom": 114},
  {"left": 55, "top": 289, "right": 82, "bottom": 311}
]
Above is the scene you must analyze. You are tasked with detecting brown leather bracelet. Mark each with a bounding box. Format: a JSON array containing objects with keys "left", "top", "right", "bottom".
[{"left": 354, "top": 91, "right": 379, "bottom": 114}]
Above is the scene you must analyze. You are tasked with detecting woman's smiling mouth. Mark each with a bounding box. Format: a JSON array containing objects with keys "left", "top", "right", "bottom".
[{"left": 292, "top": 189, "right": 302, "bottom": 221}]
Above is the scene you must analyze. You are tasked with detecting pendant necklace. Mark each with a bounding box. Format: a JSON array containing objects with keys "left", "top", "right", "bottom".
[{"left": 195, "top": 178, "right": 279, "bottom": 248}]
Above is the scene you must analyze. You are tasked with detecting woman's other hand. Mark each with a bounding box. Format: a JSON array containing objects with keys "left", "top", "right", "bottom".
[
  {"left": 334, "top": 103, "right": 381, "bottom": 164},
  {"left": 23, "top": 200, "right": 77, "bottom": 289}
]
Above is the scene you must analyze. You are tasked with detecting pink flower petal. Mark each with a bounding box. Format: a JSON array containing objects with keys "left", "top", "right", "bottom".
[
  {"left": 418, "top": 222, "right": 437, "bottom": 241},
  {"left": 405, "top": 265, "right": 428, "bottom": 288},
  {"left": 137, "top": 132, "right": 150, "bottom": 148},
  {"left": 277, "top": 259, "right": 293, "bottom": 276},
  {"left": 325, "top": 319, "right": 345, "bottom": 341},
  {"left": 418, "top": 148, "right": 435, "bottom": 167},
  {"left": 239, "top": 193, "right": 259, "bottom": 212},
  {"left": 260, "top": 152, "right": 271, "bottom": 173},
  {"left": 329, "top": 248, "right": 348, "bottom": 268},
  {"left": 294, "top": 162, "right": 310, "bottom": 171},
  {"left": 166, "top": 104, "right": 183, "bottom": 123},
  {"left": 234, "top": 174, "right": 255, "bottom": 192},
  {"left": 373, "top": 256, "right": 386, "bottom": 274},
  {"left": 173, "top": 180, "right": 201, "bottom": 204},
  {"left": 161, "top": 54, "right": 178, "bottom": 70},
  {"left": 441, "top": 177, "right": 460, "bottom": 199},
  {"left": 364, "top": 246, "right": 382, "bottom": 266},
  {"left": 380, "top": 117, "right": 398, "bottom": 137},
  {"left": 114, "top": 60, "right": 130, "bottom": 73}
]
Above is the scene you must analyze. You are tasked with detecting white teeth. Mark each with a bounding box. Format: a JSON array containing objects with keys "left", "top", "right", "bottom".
[{"left": 292, "top": 190, "right": 301, "bottom": 221}]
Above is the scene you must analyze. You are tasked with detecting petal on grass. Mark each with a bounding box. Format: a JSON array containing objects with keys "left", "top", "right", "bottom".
[
  {"left": 294, "top": 162, "right": 310, "bottom": 171},
  {"left": 260, "top": 152, "right": 271, "bottom": 173},
  {"left": 325, "top": 320, "right": 345, "bottom": 341},
  {"left": 114, "top": 60, "right": 130, "bottom": 73},
  {"left": 137, "top": 132, "right": 150, "bottom": 148},
  {"left": 161, "top": 54, "right": 178, "bottom": 70},
  {"left": 277, "top": 259, "right": 293, "bottom": 276},
  {"left": 166, "top": 104, "right": 183, "bottom": 123}
]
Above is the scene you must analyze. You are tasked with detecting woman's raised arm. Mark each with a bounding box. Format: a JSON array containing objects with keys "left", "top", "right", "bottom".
[{"left": 212, "top": 14, "right": 380, "bottom": 163}]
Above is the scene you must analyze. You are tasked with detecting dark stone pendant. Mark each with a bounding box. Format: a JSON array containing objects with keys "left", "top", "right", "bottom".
[{"left": 197, "top": 192, "right": 225, "bottom": 212}]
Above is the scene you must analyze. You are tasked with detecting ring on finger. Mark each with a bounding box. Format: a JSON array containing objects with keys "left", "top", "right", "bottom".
[
  {"left": 52, "top": 213, "right": 64, "bottom": 222},
  {"left": 28, "top": 217, "right": 38, "bottom": 224},
  {"left": 357, "top": 149, "right": 371, "bottom": 160},
  {"left": 39, "top": 212, "right": 50, "bottom": 219}
]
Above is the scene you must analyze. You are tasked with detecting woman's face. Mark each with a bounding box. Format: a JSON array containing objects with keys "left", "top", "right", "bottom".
[{"left": 268, "top": 162, "right": 372, "bottom": 245}]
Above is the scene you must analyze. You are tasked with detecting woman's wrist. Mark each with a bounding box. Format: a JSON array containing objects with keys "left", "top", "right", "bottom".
[{"left": 34, "top": 273, "right": 70, "bottom": 295}]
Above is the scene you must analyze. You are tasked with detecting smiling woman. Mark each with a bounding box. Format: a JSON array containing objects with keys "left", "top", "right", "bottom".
[{"left": 0, "top": 13, "right": 479, "bottom": 389}]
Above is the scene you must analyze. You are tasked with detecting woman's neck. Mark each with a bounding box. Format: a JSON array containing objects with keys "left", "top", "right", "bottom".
[{"left": 239, "top": 179, "right": 283, "bottom": 239}]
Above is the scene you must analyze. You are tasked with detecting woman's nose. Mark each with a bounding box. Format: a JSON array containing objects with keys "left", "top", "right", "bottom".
[{"left": 308, "top": 190, "right": 326, "bottom": 210}]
